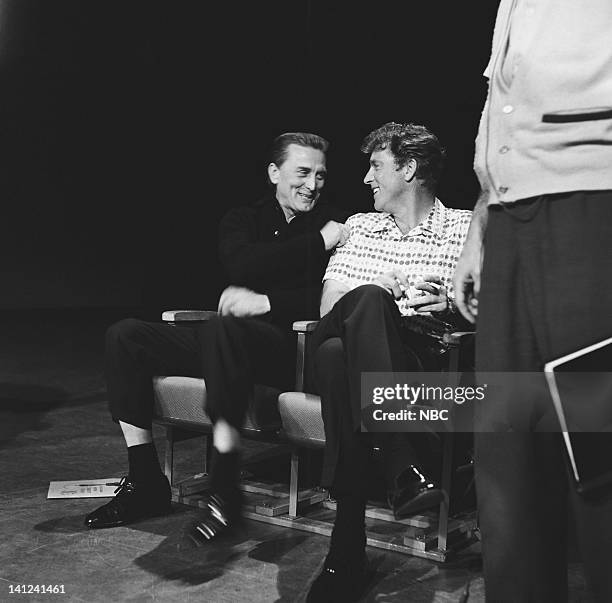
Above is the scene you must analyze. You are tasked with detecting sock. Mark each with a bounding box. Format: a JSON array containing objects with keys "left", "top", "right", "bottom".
[
  {"left": 210, "top": 449, "right": 242, "bottom": 518},
  {"left": 127, "top": 443, "right": 165, "bottom": 484},
  {"left": 328, "top": 495, "right": 366, "bottom": 565}
]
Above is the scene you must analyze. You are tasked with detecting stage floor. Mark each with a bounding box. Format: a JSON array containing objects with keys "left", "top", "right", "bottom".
[{"left": 0, "top": 310, "right": 588, "bottom": 602}]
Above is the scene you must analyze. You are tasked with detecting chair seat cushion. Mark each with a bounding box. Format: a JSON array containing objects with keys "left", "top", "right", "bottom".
[
  {"left": 153, "top": 376, "right": 210, "bottom": 429},
  {"left": 278, "top": 392, "right": 326, "bottom": 448},
  {"left": 152, "top": 376, "right": 281, "bottom": 433}
]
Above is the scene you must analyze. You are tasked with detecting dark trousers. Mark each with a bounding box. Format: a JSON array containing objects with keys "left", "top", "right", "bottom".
[
  {"left": 105, "top": 316, "right": 294, "bottom": 430},
  {"left": 475, "top": 191, "right": 612, "bottom": 602},
  {"left": 310, "top": 285, "right": 442, "bottom": 498}
]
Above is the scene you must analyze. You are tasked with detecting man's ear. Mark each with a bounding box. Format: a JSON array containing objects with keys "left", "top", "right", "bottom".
[
  {"left": 403, "top": 158, "right": 418, "bottom": 183},
  {"left": 268, "top": 162, "right": 280, "bottom": 185}
]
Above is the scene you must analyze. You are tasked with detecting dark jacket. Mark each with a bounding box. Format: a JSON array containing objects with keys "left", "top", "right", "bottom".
[{"left": 219, "top": 196, "right": 350, "bottom": 329}]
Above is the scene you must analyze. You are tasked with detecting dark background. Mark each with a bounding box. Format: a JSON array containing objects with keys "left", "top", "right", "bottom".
[{"left": 0, "top": 0, "right": 499, "bottom": 318}]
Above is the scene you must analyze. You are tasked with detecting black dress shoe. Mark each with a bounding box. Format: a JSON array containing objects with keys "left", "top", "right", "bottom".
[
  {"left": 306, "top": 554, "right": 369, "bottom": 603},
  {"left": 190, "top": 491, "right": 243, "bottom": 545},
  {"left": 388, "top": 465, "right": 444, "bottom": 519},
  {"left": 84, "top": 476, "right": 171, "bottom": 529}
]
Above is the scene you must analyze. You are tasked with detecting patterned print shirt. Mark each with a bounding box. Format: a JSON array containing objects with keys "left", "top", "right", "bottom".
[{"left": 324, "top": 199, "right": 472, "bottom": 316}]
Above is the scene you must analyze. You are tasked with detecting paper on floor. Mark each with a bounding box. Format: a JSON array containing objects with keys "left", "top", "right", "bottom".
[{"left": 47, "top": 479, "right": 122, "bottom": 498}]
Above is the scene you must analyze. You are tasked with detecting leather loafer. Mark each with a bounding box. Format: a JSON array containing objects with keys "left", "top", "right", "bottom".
[
  {"left": 84, "top": 476, "right": 171, "bottom": 529},
  {"left": 306, "top": 554, "right": 369, "bottom": 603},
  {"left": 190, "top": 491, "right": 242, "bottom": 545},
  {"left": 388, "top": 465, "right": 444, "bottom": 519}
]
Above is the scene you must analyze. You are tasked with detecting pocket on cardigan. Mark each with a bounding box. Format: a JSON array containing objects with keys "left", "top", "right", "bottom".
[{"left": 542, "top": 107, "right": 612, "bottom": 123}]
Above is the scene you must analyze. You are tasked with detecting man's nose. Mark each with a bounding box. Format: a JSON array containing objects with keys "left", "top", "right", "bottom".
[
  {"left": 305, "top": 174, "right": 317, "bottom": 190},
  {"left": 363, "top": 167, "right": 374, "bottom": 185}
]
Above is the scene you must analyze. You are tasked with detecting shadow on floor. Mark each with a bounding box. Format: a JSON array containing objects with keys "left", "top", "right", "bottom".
[
  {"left": 0, "top": 383, "right": 107, "bottom": 446},
  {"left": 0, "top": 383, "right": 66, "bottom": 446},
  {"left": 133, "top": 521, "right": 254, "bottom": 586}
]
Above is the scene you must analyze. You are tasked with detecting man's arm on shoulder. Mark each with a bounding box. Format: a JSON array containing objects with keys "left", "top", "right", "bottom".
[
  {"left": 219, "top": 205, "right": 351, "bottom": 287},
  {"left": 320, "top": 279, "right": 350, "bottom": 318},
  {"left": 219, "top": 207, "right": 327, "bottom": 286}
]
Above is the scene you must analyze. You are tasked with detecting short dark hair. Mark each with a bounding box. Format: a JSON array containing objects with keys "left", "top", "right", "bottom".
[
  {"left": 360, "top": 122, "right": 446, "bottom": 192},
  {"left": 270, "top": 132, "right": 329, "bottom": 167}
]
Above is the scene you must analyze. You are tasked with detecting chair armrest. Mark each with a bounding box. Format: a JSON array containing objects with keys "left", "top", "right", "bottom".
[
  {"left": 162, "top": 310, "right": 218, "bottom": 322},
  {"left": 291, "top": 320, "right": 319, "bottom": 391},
  {"left": 292, "top": 320, "right": 319, "bottom": 333}
]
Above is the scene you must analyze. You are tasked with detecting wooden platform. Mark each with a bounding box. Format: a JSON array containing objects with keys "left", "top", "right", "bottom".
[{"left": 171, "top": 472, "right": 478, "bottom": 563}]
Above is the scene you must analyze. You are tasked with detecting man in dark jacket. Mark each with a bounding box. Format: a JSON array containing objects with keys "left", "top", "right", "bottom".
[{"left": 85, "top": 132, "right": 349, "bottom": 538}]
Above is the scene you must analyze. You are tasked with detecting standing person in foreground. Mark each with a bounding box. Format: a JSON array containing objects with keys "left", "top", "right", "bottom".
[
  {"left": 453, "top": 2, "right": 612, "bottom": 601},
  {"left": 84, "top": 132, "right": 350, "bottom": 539},
  {"left": 307, "top": 122, "right": 472, "bottom": 602}
]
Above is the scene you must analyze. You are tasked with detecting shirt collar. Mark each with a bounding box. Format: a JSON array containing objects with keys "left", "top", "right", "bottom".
[{"left": 371, "top": 199, "right": 446, "bottom": 238}]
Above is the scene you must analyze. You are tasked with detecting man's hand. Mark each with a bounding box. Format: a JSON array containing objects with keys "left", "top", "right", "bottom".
[
  {"left": 372, "top": 269, "right": 410, "bottom": 300},
  {"left": 453, "top": 192, "right": 488, "bottom": 323},
  {"left": 453, "top": 237, "right": 482, "bottom": 323},
  {"left": 217, "top": 286, "right": 271, "bottom": 317},
  {"left": 320, "top": 220, "right": 350, "bottom": 251},
  {"left": 407, "top": 274, "right": 449, "bottom": 314}
]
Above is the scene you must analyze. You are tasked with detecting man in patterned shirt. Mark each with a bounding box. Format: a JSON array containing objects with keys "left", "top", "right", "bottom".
[{"left": 306, "top": 122, "right": 472, "bottom": 602}]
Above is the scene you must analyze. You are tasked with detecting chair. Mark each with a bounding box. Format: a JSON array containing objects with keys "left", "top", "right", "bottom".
[
  {"left": 152, "top": 310, "right": 293, "bottom": 514},
  {"left": 152, "top": 310, "right": 478, "bottom": 561},
  {"left": 277, "top": 318, "right": 478, "bottom": 562}
]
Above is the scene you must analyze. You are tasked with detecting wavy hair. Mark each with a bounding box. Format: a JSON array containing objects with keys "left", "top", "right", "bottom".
[{"left": 360, "top": 122, "right": 446, "bottom": 192}]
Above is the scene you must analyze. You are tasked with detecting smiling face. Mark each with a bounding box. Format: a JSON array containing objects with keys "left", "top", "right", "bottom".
[
  {"left": 363, "top": 147, "right": 415, "bottom": 213},
  {"left": 268, "top": 144, "right": 327, "bottom": 221}
]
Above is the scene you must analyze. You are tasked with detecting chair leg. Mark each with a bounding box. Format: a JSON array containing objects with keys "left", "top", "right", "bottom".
[
  {"left": 289, "top": 449, "right": 299, "bottom": 518},
  {"left": 435, "top": 343, "right": 462, "bottom": 551},
  {"left": 164, "top": 425, "right": 175, "bottom": 486},
  {"left": 437, "top": 432, "right": 454, "bottom": 552}
]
